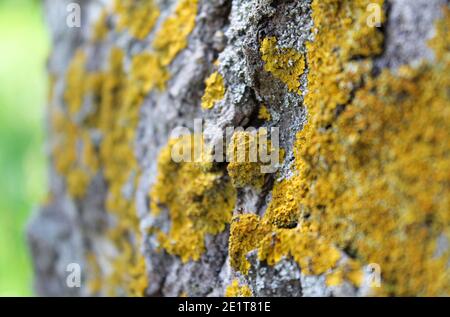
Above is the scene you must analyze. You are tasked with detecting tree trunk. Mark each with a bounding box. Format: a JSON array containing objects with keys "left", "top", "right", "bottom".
[{"left": 28, "top": 0, "right": 450, "bottom": 297}]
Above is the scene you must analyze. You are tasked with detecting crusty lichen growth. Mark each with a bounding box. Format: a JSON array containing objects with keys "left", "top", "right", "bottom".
[
  {"left": 64, "top": 50, "right": 87, "bottom": 116},
  {"left": 153, "top": 0, "right": 199, "bottom": 66},
  {"left": 121, "top": 0, "right": 198, "bottom": 96},
  {"left": 53, "top": 50, "right": 100, "bottom": 198},
  {"left": 55, "top": 47, "right": 151, "bottom": 296},
  {"left": 229, "top": 214, "right": 271, "bottom": 274},
  {"left": 97, "top": 47, "right": 158, "bottom": 296},
  {"left": 225, "top": 279, "right": 253, "bottom": 297},
  {"left": 91, "top": 9, "right": 109, "bottom": 42},
  {"left": 229, "top": 213, "right": 343, "bottom": 278},
  {"left": 114, "top": 0, "right": 160, "bottom": 40},
  {"left": 230, "top": 0, "right": 450, "bottom": 296},
  {"left": 260, "top": 37, "right": 305, "bottom": 93},
  {"left": 258, "top": 105, "right": 271, "bottom": 121},
  {"left": 54, "top": 0, "right": 201, "bottom": 295},
  {"left": 150, "top": 135, "right": 237, "bottom": 262},
  {"left": 201, "top": 71, "right": 226, "bottom": 109},
  {"left": 226, "top": 130, "right": 276, "bottom": 189},
  {"left": 325, "top": 260, "right": 364, "bottom": 287},
  {"left": 131, "top": 53, "right": 169, "bottom": 92}
]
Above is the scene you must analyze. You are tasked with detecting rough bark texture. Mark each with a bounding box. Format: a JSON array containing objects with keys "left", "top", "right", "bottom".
[{"left": 28, "top": 0, "right": 449, "bottom": 297}]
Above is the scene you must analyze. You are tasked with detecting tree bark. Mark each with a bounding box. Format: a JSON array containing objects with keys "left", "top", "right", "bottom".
[{"left": 28, "top": 0, "right": 449, "bottom": 296}]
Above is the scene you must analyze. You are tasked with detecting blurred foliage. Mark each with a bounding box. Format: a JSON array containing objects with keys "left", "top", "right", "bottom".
[{"left": 0, "top": 0, "right": 49, "bottom": 296}]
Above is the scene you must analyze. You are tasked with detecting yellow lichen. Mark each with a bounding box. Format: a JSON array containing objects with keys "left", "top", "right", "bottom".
[
  {"left": 326, "top": 260, "right": 364, "bottom": 287},
  {"left": 258, "top": 105, "right": 271, "bottom": 121},
  {"left": 263, "top": 177, "right": 302, "bottom": 229},
  {"left": 115, "top": 0, "right": 199, "bottom": 101},
  {"left": 114, "top": 0, "right": 160, "bottom": 40},
  {"left": 131, "top": 53, "right": 169, "bottom": 93},
  {"left": 64, "top": 50, "right": 87, "bottom": 116},
  {"left": 150, "top": 135, "right": 237, "bottom": 262},
  {"left": 96, "top": 48, "right": 148, "bottom": 296},
  {"left": 91, "top": 9, "right": 109, "bottom": 42},
  {"left": 229, "top": 213, "right": 342, "bottom": 277},
  {"left": 225, "top": 279, "right": 253, "bottom": 297},
  {"left": 229, "top": 214, "right": 271, "bottom": 274},
  {"left": 54, "top": 53, "right": 99, "bottom": 199},
  {"left": 260, "top": 37, "right": 305, "bottom": 93},
  {"left": 86, "top": 252, "right": 102, "bottom": 294},
  {"left": 201, "top": 71, "right": 226, "bottom": 110},
  {"left": 230, "top": 0, "right": 449, "bottom": 296},
  {"left": 59, "top": 0, "right": 200, "bottom": 294},
  {"left": 226, "top": 130, "right": 273, "bottom": 189},
  {"left": 153, "top": 0, "right": 199, "bottom": 66},
  {"left": 58, "top": 47, "right": 149, "bottom": 296}
]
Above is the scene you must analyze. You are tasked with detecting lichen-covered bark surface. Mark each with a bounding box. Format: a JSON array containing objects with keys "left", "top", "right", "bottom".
[{"left": 28, "top": 0, "right": 449, "bottom": 296}]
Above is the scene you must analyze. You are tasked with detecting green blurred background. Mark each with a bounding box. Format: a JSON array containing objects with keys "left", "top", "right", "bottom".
[{"left": 0, "top": 0, "right": 49, "bottom": 296}]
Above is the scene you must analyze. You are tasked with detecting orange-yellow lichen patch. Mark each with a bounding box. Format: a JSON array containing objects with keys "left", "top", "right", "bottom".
[
  {"left": 114, "top": 0, "right": 160, "bottom": 40},
  {"left": 326, "top": 260, "right": 364, "bottom": 287},
  {"left": 226, "top": 130, "right": 277, "bottom": 189},
  {"left": 201, "top": 71, "right": 226, "bottom": 110},
  {"left": 59, "top": 47, "right": 149, "bottom": 296},
  {"left": 230, "top": 0, "right": 449, "bottom": 296},
  {"left": 258, "top": 105, "right": 271, "bottom": 121},
  {"left": 428, "top": 6, "right": 450, "bottom": 62},
  {"left": 55, "top": 49, "right": 105, "bottom": 198},
  {"left": 263, "top": 177, "right": 303, "bottom": 229},
  {"left": 52, "top": 110, "right": 98, "bottom": 198},
  {"left": 150, "top": 135, "right": 236, "bottom": 262},
  {"left": 260, "top": 37, "right": 305, "bottom": 93},
  {"left": 229, "top": 213, "right": 343, "bottom": 276},
  {"left": 153, "top": 0, "right": 199, "bottom": 66},
  {"left": 91, "top": 9, "right": 109, "bottom": 42},
  {"left": 115, "top": 0, "right": 199, "bottom": 102},
  {"left": 95, "top": 48, "right": 148, "bottom": 296},
  {"left": 59, "top": 0, "right": 200, "bottom": 283},
  {"left": 131, "top": 53, "right": 169, "bottom": 93},
  {"left": 58, "top": 1, "right": 200, "bottom": 289},
  {"left": 64, "top": 50, "right": 87, "bottom": 116},
  {"left": 229, "top": 214, "right": 271, "bottom": 274},
  {"left": 225, "top": 279, "right": 253, "bottom": 297}
]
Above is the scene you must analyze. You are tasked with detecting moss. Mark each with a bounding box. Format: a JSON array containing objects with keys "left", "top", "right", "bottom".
[
  {"left": 260, "top": 37, "right": 305, "bottom": 93},
  {"left": 150, "top": 135, "right": 237, "bottom": 262},
  {"left": 225, "top": 279, "right": 253, "bottom": 297},
  {"left": 114, "top": 0, "right": 160, "bottom": 40},
  {"left": 201, "top": 71, "right": 226, "bottom": 110}
]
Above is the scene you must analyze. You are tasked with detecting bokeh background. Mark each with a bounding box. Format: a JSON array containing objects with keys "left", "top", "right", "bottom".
[{"left": 0, "top": 0, "right": 49, "bottom": 296}]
